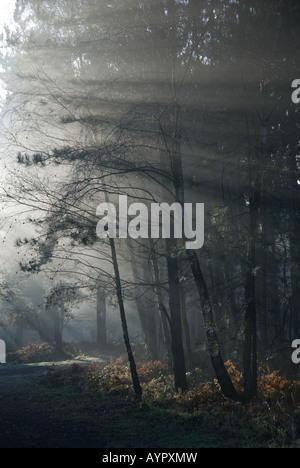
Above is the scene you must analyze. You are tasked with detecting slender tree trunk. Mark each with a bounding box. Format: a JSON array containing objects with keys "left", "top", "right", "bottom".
[
  {"left": 187, "top": 249, "right": 239, "bottom": 401},
  {"left": 164, "top": 101, "right": 238, "bottom": 400},
  {"left": 129, "top": 247, "right": 159, "bottom": 360},
  {"left": 166, "top": 236, "right": 188, "bottom": 392},
  {"left": 96, "top": 288, "right": 107, "bottom": 346},
  {"left": 179, "top": 281, "right": 194, "bottom": 370},
  {"left": 52, "top": 305, "right": 64, "bottom": 357},
  {"left": 243, "top": 108, "right": 267, "bottom": 399},
  {"left": 289, "top": 155, "right": 300, "bottom": 339},
  {"left": 243, "top": 210, "right": 259, "bottom": 400},
  {"left": 15, "top": 320, "right": 24, "bottom": 349},
  {"left": 149, "top": 239, "right": 172, "bottom": 367},
  {"left": 284, "top": 102, "right": 300, "bottom": 338},
  {"left": 135, "top": 294, "right": 159, "bottom": 360},
  {"left": 38, "top": 310, "right": 52, "bottom": 344},
  {"left": 109, "top": 237, "right": 143, "bottom": 400},
  {"left": 261, "top": 246, "right": 269, "bottom": 349},
  {"left": 102, "top": 187, "right": 142, "bottom": 399}
]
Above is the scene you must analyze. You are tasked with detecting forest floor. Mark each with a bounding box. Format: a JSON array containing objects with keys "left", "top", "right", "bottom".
[
  {"left": 0, "top": 343, "right": 300, "bottom": 448},
  {"left": 0, "top": 361, "right": 221, "bottom": 448}
]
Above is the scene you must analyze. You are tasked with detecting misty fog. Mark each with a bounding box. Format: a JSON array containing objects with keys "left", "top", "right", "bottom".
[{"left": 0, "top": 0, "right": 299, "bottom": 403}]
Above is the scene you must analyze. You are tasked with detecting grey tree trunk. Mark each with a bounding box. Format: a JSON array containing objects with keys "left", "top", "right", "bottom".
[
  {"left": 52, "top": 305, "right": 64, "bottom": 357},
  {"left": 166, "top": 101, "right": 238, "bottom": 400},
  {"left": 179, "top": 281, "right": 194, "bottom": 371},
  {"left": 129, "top": 247, "right": 159, "bottom": 360},
  {"left": 187, "top": 249, "right": 239, "bottom": 401},
  {"left": 103, "top": 188, "right": 142, "bottom": 399},
  {"left": 96, "top": 288, "right": 107, "bottom": 346},
  {"left": 166, "top": 236, "right": 188, "bottom": 393},
  {"left": 149, "top": 239, "right": 172, "bottom": 367},
  {"left": 109, "top": 237, "right": 143, "bottom": 400}
]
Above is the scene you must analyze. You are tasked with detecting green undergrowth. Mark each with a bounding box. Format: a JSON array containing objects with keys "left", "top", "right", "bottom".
[{"left": 40, "top": 357, "right": 300, "bottom": 448}]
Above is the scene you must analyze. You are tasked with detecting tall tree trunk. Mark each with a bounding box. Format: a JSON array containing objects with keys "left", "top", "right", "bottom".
[
  {"left": 187, "top": 249, "right": 239, "bottom": 401},
  {"left": 243, "top": 108, "right": 268, "bottom": 399},
  {"left": 103, "top": 188, "right": 142, "bottom": 399},
  {"left": 166, "top": 236, "right": 188, "bottom": 392},
  {"left": 149, "top": 239, "right": 172, "bottom": 367},
  {"left": 109, "top": 237, "right": 143, "bottom": 400},
  {"left": 243, "top": 202, "right": 259, "bottom": 400},
  {"left": 281, "top": 0, "right": 300, "bottom": 341},
  {"left": 96, "top": 288, "right": 107, "bottom": 346},
  {"left": 289, "top": 151, "right": 300, "bottom": 339},
  {"left": 15, "top": 319, "right": 24, "bottom": 349},
  {"left": 52, "top": 305, "right": 64, "bottom": 357},
  {"left": 129, "top": 246, "right": 159, "bottom": 360},
  {"left": 179, "top": 281, "right": 194, "bottom": 371},
  {"left": 164, "top": 101, "right": 238, "bottom": 400},
  {"left": 135, "top": 294, "right": 159, "bottom": 360}
]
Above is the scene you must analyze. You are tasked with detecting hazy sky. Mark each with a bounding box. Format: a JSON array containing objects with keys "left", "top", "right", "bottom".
[
  {"left": 0, "top": 1, "right": 23, "bottom": 268},
  {"left": 0, "top": 0, "right": 15, "bottom": 101},
  {"left": 0, "top": 0, "right": 15, "bottom": 31}
]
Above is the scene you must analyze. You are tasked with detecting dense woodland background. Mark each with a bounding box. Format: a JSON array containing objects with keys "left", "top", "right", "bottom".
[{"left": 0, "top": 0, "right": 299, "bottom": 402}]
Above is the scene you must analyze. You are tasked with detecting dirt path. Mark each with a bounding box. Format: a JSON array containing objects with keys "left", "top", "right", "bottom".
[{"left": 0, "top": 362, "right": 106, "bottom": 448}]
